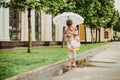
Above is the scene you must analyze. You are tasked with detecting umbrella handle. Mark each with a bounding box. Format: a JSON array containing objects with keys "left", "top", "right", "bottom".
[{"left": 68, "top": 16, "right": 69, "bottom": 19}]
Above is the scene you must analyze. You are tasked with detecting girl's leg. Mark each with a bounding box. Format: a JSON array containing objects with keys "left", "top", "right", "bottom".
[
  {"left": 68, "top": 50, "right": 73, "bottom": 67},
  {"left": 72, "top": 50, "right": 77, "bottom": 67}
]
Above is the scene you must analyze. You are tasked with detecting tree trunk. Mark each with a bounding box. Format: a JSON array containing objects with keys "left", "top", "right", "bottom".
[
  {"left": 98, "top": 28, "right": 101, "bottom": 43},
  {"left": 90, "top": 26, "right": 93, "bottom": 44},
  {"left": 61, "top": 26, "right": 65, "bottom": 48},
  {"left": 95, "top": 29, "right": 98, "bottom": 43},
  {"left": 115, "top": 31, "right": 117, "bottom": 37},
  {"left": 38, "top": 11, "right": 41, "bottom": 41},
  {"left": 84, "top": 24, "right": 87, "bottom": 45},
  {"left": 52, "top": 14, "right": 55, "bottom": 41},
  {"left": 27, "top": 8, "right": 32, "bottom": 53}
]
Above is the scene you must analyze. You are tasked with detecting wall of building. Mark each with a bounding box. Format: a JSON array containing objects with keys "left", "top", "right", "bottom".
[{"left": 100, "top": 28, "right": 112, "bottom": 41}]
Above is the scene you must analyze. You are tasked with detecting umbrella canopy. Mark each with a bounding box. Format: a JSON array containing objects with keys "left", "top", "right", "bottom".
[{"left": 53, "top": 12, "right": 84, "bottom": 26}]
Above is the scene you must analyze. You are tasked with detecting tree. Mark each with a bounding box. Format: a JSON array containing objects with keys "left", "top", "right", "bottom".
[
  {"left": 97, "top": 0, "right": 117, "bottom": 42},
  {"left": 113, "top": 14, "right": 120, "bottom": 37},
  {"left": 107, "top": 10, "right": 119, "bottom": 29},
  {"left": 114, "top": 17, "right": 120, "bottom": 32},
  {"left": 66, "top": 0, "right": 88, "bottom": 44},
  {"left": 67, "top": 0, "right": 99, "bottom": 44},
  {"left": 66, "top": 0, "right": 117, "bottom": 43}
]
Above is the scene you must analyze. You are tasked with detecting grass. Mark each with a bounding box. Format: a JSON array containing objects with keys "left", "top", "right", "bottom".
[{"left": 0, "top": 42, "right": 110, "bottom": 80}]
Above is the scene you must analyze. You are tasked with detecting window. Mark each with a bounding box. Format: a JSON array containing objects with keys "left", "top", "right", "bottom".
[
  {"left": 104, "top": 31, "right": 109, "bottom": 39},
  {"left": 9, "top": 9, "right": 21, "bottom": 40}
]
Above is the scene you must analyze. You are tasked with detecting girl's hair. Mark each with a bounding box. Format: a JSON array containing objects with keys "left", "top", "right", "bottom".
[{"left": 66, "top": 19, "right": 73, "bottom": 26}]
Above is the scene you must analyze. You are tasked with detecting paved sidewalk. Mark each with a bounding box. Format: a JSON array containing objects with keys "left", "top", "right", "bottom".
[{"left": 53, "top": 42, "right": 120, "bottom": 80}]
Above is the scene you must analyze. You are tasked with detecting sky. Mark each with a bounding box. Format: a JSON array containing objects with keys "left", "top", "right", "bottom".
[{"left": 114, "top": 0, "right": 120, "bottom": 12}]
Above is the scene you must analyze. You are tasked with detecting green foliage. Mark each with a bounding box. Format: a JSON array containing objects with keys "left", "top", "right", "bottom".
[
  {"left": 113, "top": 17, "right": 120, "bottom": 32},
  {"left": 45, "top": 0, "right": 76, "bottom": 15},
  {"left": 98, "top": 0, "right": 117, "bottom": 28},
  {"left": 0, "top": 0, "right": 75, "bottom": 15},
  {"left": 0, "top": 0, "right": 48, "bottom": 11},
  {"left": 9, "top": 1, "right": 26, "bottom": 11},
  {"left": 1, "top": 0, "right": 119, "bottom": 29},
  {"left": 44, "top": 0, "right": 65, "bottom": 14},
  {"left": 66, "top": 0, "right": 119, "bottom": 29},
  {"left": 107, "top": 10, "right": 119, "bottom": 28}
]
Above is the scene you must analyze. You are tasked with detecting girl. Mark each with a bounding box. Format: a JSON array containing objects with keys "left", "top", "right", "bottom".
[{"left": 64, "top": 19, "right": 80, "bottom": 67}]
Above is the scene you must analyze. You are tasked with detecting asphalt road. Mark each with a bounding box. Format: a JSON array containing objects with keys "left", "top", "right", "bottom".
[{"left": 53, "top": 42, "right": 120, "bottom": 80}]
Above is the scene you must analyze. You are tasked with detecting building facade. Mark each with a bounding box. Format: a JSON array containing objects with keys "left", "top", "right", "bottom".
[
  {"left": 80, "top": 24, "right": 113, "bottom": 42},
  {"left": 0, "top": 6, "right": 55, "bottom": 42}
]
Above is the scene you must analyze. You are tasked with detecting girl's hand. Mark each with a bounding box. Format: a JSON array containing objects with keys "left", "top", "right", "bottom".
[
  {"left": 73, "top": 33, "right": 77, "bottom": 36},
  {"left": 67, "top": 33, "right": 72, "bottom": 38}
]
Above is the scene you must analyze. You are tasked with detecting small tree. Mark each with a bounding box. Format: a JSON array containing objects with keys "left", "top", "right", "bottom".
[{"left": 0, "top": 0, "right": 50, "bottom": 53}]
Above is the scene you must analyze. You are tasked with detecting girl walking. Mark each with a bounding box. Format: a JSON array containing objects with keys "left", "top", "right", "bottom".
[{"left": 64, "top": 19, "right": 80, "bottom": 67}]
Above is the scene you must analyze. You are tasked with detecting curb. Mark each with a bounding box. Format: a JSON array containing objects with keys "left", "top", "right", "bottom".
[{"left": 5, "top": 43, "right": 112, "bottom": 80}]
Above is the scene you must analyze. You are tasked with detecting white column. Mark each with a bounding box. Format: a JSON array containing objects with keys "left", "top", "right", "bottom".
[
  {"left": 0, "top": 7, "right": 4, "bottom": 41},
  {"left": 41, "top": 12, "right": 52, "bottom": 41},
  {"left": 21, "top": 11, "right": 28, "bottom": 41},
  {"left": 45, "top": 14, "right": 52, "bottom": 41},
  {"left": 86, "top": 26, "right": 91, "bottom": 42},
  {"left": 31, "top": 10, "right": 36, "bottom": 41},
  {"left": 41, "top": 11, "right": 44, "bottom": 41},
  {"left": 0, "top": 7, "right": 10, "bottom": 41},
  {"left": 3, "top": 7, "right": 10, "bottom": 41}
]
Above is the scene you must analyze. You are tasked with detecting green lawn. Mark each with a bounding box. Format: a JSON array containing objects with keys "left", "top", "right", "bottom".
[{"left": 0, "top": 42, "right": 110, "bottom": 80}]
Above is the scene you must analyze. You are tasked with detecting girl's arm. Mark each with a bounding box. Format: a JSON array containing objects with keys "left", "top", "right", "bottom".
[{"left": 73, "top": 26, "right": 78, "bottom": 36}]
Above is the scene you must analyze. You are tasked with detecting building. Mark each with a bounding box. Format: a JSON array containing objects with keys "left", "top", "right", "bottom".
[{"left": 80, "top": 24, "right": 113, "bottom": 43}]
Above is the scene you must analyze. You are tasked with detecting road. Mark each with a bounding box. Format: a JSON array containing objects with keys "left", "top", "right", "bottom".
[{"left": 53, "top": 42, "right": 120, "bottom": 80}]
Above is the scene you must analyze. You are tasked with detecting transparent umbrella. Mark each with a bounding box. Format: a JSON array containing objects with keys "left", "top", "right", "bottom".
[{"left": 53, "top": 12, "right": 84, "bottom": 26}]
